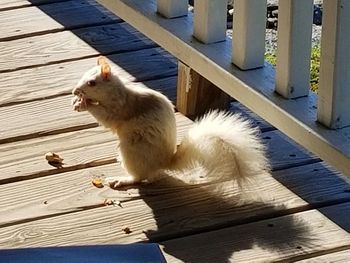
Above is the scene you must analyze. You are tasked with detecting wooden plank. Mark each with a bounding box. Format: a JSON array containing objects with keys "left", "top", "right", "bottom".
[
  {"left": 0, "top": 77, "right": 177, "bottom": 144},
  {"left": 176, "top": 61, "right": 230, "bottom": 118},
  {"left": 0, "top": 161, "right": 343, "bottom": 228},
  {"left": 0, "top": 0, "right": 120, "bottom": 41},
  {"left": 0, "top": 141, "right": 346, "bottom": 229},
  {"left": 263, "top": 130, "right": 319, "bottom": 171},
  {"left": 0, "top": 126, "right": 317, "bottom": 183},
  {"left": 0, "top": 48, "right": 176, "bottom": 106},
  {"left": 193, "top": 0, "right": 227, "bottom": 44},
  {"left": 95, "top": 0, "right": 350, "bottom": 178},
  {"left": 296, "top": 250, "right": 350, "bottom": 262},
  {"left": 157, "top": 0, "right": 188, "bottom": 18},
  {"left": 0, "top": 22, "right": 157, "bottom": 73},
  {"left": 0, "top": 163, "right": 349, "bottom": 255},
  {"left": 0, "top": 113, "right": 191, "bottom": 183},
  {"left": 232, "top": 0, "right": 267, "bottom": 69},
  {"left": 0, "top": 0, "right": 69, "bottom": 11},
  {"left": 275, "top": 0, "right": 313, "bottom": 98},
  {"left": 229, "top": 101, "right": 274, "bottom": 132},
  {"left": 317, "top": 0, "right": 350, "bottom": 129},
  {"left": 272, "top": 162, "right": 350, "bottom": 205},
  {"left": 162, "top": 203, "right": 350, "bottom": 263}
]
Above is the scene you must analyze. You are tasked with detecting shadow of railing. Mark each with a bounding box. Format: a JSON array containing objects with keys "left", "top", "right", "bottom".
[{"left": 24, "top": 0, "right": 178, "bottom": 99}]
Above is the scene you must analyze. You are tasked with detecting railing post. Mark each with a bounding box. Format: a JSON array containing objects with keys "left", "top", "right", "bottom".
[
  {"left": 157, "top": 0, "right": 188, "bottom": 18},
  {"left": 317, "top": 0, "right": 350, "bottom": 129},
  {"left": 193, "top": 0, "right": 227, "bottom": 43},
  {"left": 275, "top": 0, "right": 313, "bottom": 98},
  {"left": 232, "top": 0, "right": 267, "bottom": 70}
]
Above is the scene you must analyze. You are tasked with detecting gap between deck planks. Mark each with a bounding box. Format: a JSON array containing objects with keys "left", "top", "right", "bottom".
[
  {"left": 1, "top": 159, "right": 349, "bottom": 229},
  {"left": 0, "top": 111, "right": 345, "bottom": 243},
  {"left": 0, "top": 48, "right": 178, "bottom": 144},
  {"left": 0, "top": 48, "right": 176, "bottom": 107},
  {"left": 0, "top": 0, "right": 120, "bottom": 41},
  {"left": 0, "top": 124, "right": 320, "bottom": 184},
  {"left": 295, "top": 249, "right": 350, "bottom": 262},
  {"left": 0, "top": 49, "right": 176, "bottom": 107},
  {"left": 161, "top": 202, "right": 350, "bottom": 263},
  {"left": 0, "top": 22, "right": 160, "bottom": 73},
  {"left": 0, "top": 113, "right": 190, "bottom": 183},
  {"left": 0, "top": 0, "right": 71, "bottom": 11},
  {"left": 0, "top": 77, "right": 177, "bottom": 145},
  {"left": 0, "top": 161, "right": 349, "bottom": 262}
]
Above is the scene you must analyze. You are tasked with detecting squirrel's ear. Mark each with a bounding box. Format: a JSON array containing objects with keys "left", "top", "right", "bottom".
[{"left": 97, "top": 56, "right": 111, "bottom": 80}]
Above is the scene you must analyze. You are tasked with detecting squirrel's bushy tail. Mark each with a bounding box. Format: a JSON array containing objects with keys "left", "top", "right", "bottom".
[{"left": 170, "top": 110, "right": 269, "bottom": 183}]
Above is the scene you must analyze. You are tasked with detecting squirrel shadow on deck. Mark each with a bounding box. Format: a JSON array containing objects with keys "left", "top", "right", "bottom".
[{"left": 135, "top": 174, "right": 315, "bottom": 263}]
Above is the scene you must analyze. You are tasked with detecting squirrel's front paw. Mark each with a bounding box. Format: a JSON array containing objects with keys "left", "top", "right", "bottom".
[{"left": 72, "top": 96, "right": 87, "bottom": 112}]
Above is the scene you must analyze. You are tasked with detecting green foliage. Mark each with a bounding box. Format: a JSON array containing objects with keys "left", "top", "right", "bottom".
[
  {"left": 310, "top": 45, "right": 321, "bottom": 92},
  {"left": 265, "top": 45, "right": 321, "bottom": 92},
  {"left": 264, "top": 52, "right": 277, "bottom": 66}
]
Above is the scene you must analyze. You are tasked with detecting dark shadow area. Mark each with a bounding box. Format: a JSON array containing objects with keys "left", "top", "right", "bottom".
[
  {"left": 36, "top": 0, "right": 120, "bottom": 30},
  {"left": 0, "top": 244, "right": 166, "bottom": 263},
  {"left": 272, "top": 161, "right": 350, "bottom": 233},
  {"left": 135, "top": 175, "right": 314, "bottom": 263},
  {"left": 24, "top": 0, "right": 177, "bottom": 99}
]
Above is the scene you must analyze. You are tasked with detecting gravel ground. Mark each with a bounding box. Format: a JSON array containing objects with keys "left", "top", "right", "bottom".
[
  {"left": 265, "top": 25, "right": 322, "bottom": 54},
  {"left": 227, "top": 25, "right": 322, "bottom": 55},
  {"left": 226, "top": 0, "right": 323, "bottom": 54}
]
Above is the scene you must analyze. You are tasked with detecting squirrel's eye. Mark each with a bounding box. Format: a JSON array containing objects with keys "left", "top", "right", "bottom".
[{"left": 87, "top": 80, "right": 96, "bottom": 86}]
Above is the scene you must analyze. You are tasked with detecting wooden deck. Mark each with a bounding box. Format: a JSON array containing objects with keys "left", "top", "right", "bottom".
[{"left": 0, "top": 1, "right": 350, "bottom": 262}]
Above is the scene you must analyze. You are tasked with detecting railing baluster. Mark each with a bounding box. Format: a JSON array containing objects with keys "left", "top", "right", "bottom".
[
  {"left": 232, "top": 0, "right": 267, "bottom": 70},
  {"left": 275, "top": 0, "right": 313, "bottom": 98},
  {"left": 157, "top": 0, "right": 188, "bottom": 18},
  {"left": 193, "top": 0, "right": 227, "bottom": 44},
  {"left": 317, "top": 0, "right": 350, "bottom": 129}
]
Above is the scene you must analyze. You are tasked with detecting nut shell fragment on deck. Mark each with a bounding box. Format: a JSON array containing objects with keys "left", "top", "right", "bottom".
[
  {"left": 45, "top": 152, "right": 63, "bottom": 164},
  {"left": 92, "top": 178, "right": 104, "bottom": 188}
]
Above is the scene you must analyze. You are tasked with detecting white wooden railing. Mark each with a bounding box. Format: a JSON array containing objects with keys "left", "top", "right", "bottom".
[{"left": 96, "top": 0, "right": 350, "bottom": 177}]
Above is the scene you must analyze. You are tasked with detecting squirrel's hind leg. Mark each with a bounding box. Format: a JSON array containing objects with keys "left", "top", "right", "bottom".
[
  {"left": 105, "top": 170, "right": 165, "bottom": 189},
  {"left": 105, "top": 175, "right": 141, "bottom": 189}
]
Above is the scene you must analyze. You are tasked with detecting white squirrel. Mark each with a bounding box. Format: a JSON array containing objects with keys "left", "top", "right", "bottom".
[{"left": 72, "top": 57, "right": 269, "bottom": 188}]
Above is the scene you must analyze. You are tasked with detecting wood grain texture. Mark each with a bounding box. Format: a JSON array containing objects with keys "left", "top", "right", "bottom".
[
  {"left": 275, "top": 0, "right": 313, "bottom": 98},
  {"left": 193, "top": 0, "right": 227, "bottom": 43},
  {"left": 162, "top": 203, "right": 350, "bottom": 263},
  {"left": 176, "top": 61, "right": 230, "bottom": 118},
  {"left": 0, "top": 95, "right": 95, "bottom": 144},
  {"left": 229, "top": 101, "right": 274, "bottom": 132},
  {"left": 272, "top": 162, "right": 350, "bottom": 206},
  {"left": 0, "top": 171, "right": 349, "bottom": 263},
  {"left": 0, "top": 113, "right": 192, "bottom": 183},
  {"left": 317, "top": 0, "right": 350, "bottom": 129},
  {"left": 0, "top": 105, "right": 318, "bottom": 181},
  {"left": 0, "top": 48, "right": 176, "bottom": 106},
  {"left": 296, "top": 249, "right": 350, "bottom": 262},
  {"left": 232, "top": 0, "right": 267, "bottom": 69},
  {"left": 0, "top": 0, "right": 120, "bottom": 41},
  {"left": 0, "top": 22, "right": 157, "bottom": 72},
  {"left": 0, "top": 0, "right": 69, "bottom": 11},
  {"left": 0, "top": 160, "right": 348, "bottom": 240},
  {"left": 262, "top": 130, "right": 320, "bottom": 170}
]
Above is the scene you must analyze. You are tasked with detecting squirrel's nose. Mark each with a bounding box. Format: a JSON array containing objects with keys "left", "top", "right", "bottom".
[{"left": 72, "top": 87, "right": 81, "bottom": 96}]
